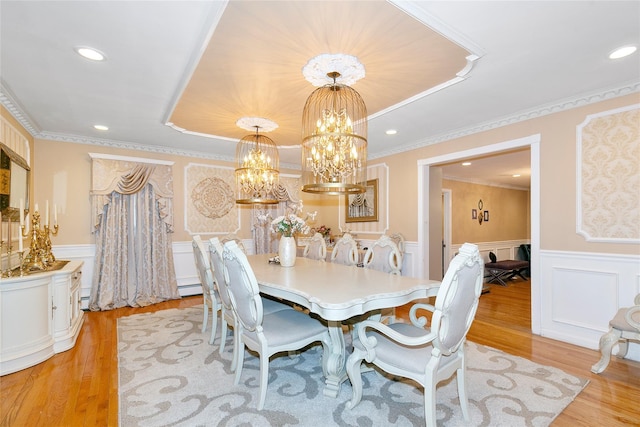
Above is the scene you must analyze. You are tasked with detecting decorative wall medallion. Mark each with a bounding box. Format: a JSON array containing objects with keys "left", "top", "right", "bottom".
[{"left": 191, "top": 177, "right": 234, "bottom": 219}]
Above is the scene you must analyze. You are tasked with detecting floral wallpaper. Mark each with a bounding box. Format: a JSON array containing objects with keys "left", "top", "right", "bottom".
[{"left": 577, "top": 104, "right": 639, "bottom": 243}]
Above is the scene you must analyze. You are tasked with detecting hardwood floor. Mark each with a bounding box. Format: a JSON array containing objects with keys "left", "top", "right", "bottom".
[{"left": 2, "top": 279, "right": 639, "bottom": 426}]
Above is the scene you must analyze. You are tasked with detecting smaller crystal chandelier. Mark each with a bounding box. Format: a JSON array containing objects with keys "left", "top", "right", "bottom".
[
  {"left": 234, "top": 118, "right": 279, "bottom": 204},
  {"left": 301, "top": 54, "right": 367, "bottom": 195}
]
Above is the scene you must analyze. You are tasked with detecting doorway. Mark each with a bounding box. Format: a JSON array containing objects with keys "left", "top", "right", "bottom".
[{"left": 417, "top": 134, "right": 541, "bottom": 334}]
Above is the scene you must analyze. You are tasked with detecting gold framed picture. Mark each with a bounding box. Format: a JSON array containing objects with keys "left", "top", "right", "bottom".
[{"left": 345, "top": 179, "right": 378, "bottom": 223}]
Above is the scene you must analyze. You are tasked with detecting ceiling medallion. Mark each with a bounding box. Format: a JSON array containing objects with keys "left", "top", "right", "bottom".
[
  {"left": 302, "top": 53, "right": 365, "bottom": 87},
  {"left": 235, "top": 117, "right": 278, "bottom": 133}
]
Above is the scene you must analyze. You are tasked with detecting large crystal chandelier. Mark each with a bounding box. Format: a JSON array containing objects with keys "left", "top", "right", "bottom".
[
  {"left": 235, "top": 118, "right": 279, "bottom": 204},
  {"left": 301, "top": 54, "right": 367, "bottom": 195}
]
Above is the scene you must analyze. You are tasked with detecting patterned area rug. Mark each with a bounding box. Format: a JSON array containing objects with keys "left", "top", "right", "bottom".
[{"left": 118, "top": 306, "right": 588, "bottom": 427}]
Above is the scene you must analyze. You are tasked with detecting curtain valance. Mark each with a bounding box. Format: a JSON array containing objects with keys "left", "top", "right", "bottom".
[{"left": 90, "top": 157, "right": 174, "bottom": 232}]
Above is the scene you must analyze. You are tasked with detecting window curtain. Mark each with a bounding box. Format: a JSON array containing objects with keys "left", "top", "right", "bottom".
[
  {"left": 89, "top": 159, "right": 179, "bottom": 310},
  {"left": 252, "top": 180, "right": 301, "bottom": 254}
]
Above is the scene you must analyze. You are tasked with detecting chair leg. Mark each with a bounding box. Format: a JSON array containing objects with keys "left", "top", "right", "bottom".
[
  {"left": 219, "top": 316, "right": 228, "bottom": 354},
  {"left": 201, "top": 299, "right": 209, "bottom": 333},
  {"left": 209, "top": 304, "right": 218, "bottom": 345},
  {"left": 257, "top": 353, "right": 270, "bottom": 410},
  {"left": 345, "top": 349, "right": 365, "bottom": 409},
  {"left": 457, "top": 367, "right": 470, "bottom": 422},
  {"left": 424, "top": 379, "right": 438, "bottom": 427},
  {"left": 591, "top": 328, "right": 623, "bottom": 374},
  {"left": 233, "top": 337, "right": 245, "bottom": 385}
]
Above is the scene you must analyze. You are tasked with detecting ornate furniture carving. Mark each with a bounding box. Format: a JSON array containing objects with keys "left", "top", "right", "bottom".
[
  {"left": 345, "top": 243, "right": 483, "bottom": 427},
  {"left": 246, "top": 254, "right": 440, "bottom": 397},
  {"left": 303, "top": 232, "right": 327, "bottom": 261},
  {"left": 362, "top": 234, "right": 402, "bottom": 275},
  {"left": 192, "top": 235, "right": 220, "bottom": 344},
  {"left": 591, "top": 293, "right": 640, "bottom": 374},
  {"left": 330, "top": 232, "right": 358, "bottom": 266},
  {"left": 222, "top": 241, "right": 330, "bottom": 410},
  {"left": 1, "top": 261, "right": 84, "bottom": 375}
]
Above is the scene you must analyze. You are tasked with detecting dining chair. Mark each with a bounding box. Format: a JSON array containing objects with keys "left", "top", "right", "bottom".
[
  {"left": 591, "top": 293, "right": 640, "bottom": 374},
  {"left": 221, "top": 234, "right": 247, "bottom": 254},
  {"left": 389, "top": 232, "right": 406, "bottom": 266},
  {"left": 362, "top": 234, "right": 403, "bottom": 322},
  {"left": 303, "top": 232, "right": 327, "bottom": 261},
  {"left": 346, "top": 243, "right": 483, "bottom": 427},
  {"left": 222, "top": 240, "right": 331, "bottom": 410},
  {"left": 209, "top": 237, "right": 293, "bottom": 372},
  {"left": 192, "top": 235, "right": 220, "bottom": 345},
  {"left": 362, "top": 234, "right": 402, "bottom": 275},
  {"left": 330, "top": 232, "right": 358, "bottom": 266}
]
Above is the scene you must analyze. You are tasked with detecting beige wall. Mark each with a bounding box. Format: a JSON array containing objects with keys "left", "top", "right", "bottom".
[
  {"left": 373, "top": 93, "right": 639, "bottom": 256},
  {"left": 30, "top": 93, "right": 639, "bottom": 259},
  {"left": 443, "top": 179, "right": 530, "bottom": 244}
]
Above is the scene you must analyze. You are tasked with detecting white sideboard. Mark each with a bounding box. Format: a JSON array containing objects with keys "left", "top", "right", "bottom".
[{"left": 0, "top": 260, "right": 84, "bottom": 376}]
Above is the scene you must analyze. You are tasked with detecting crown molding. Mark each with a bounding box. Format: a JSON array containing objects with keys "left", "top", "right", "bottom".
[
  {"left": 3, "top": 77, "right": 638, "bottom": 165},
  {"left": 370, "top": 80, "right": 640, "bottom": 160}
]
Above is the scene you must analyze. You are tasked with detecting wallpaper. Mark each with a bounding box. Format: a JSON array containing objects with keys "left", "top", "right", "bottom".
[
  {"left": 578, "top": 104, "right": 639, "bottom": 243},
  {"left": 184, "top": 163, "right": 239, "bottom": 235}
]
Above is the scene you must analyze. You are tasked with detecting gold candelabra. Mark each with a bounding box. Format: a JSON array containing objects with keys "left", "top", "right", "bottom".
[{"left": 21, "top": 209, "right": 59, "bottom": 272}]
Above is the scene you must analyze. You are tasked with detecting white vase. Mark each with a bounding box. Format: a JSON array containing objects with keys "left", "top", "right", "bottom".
[{"left": 278, "top": 236, "right": 297, "bottom": 267}]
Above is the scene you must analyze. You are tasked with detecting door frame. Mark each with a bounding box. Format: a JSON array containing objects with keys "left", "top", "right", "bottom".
[{"left": 417, "top": 134, "right": 541, "bottom": 333}]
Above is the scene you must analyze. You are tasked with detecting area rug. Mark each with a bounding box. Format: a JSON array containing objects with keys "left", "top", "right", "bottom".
[{"left": 118, "top": 306, "right": 588, "bottom": 427}]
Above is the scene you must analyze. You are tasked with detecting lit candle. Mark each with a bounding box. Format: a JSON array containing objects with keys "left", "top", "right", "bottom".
[
  {"left": 35, "top": 203, "right": 38, "bottom": 213},
  {"left": 54, "top": 204, "right": 58, "bottom": 225},
  {"left": 19, "top": 199, "right": 24, "bottom": 227},
  {"left": 18, "top": 226, "right": 23, "bottom": 252}
]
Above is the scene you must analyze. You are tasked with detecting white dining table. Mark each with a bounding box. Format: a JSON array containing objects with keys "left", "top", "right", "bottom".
[{"left": 247, "top": 253, "right": 440, "bottom": 397}]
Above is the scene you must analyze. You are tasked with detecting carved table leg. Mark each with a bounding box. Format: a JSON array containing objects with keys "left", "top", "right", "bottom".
[
  {"left": 323, "top": 320, "right": 347, "bottom": 397},
  {"left": 591, "top": 327, "right": 623, "bottom": 374}
]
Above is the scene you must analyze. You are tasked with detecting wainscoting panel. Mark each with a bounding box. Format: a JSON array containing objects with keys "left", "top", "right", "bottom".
[
  {"left": 449, "top": 240, "right": 530, "bottom": 265},
  {"left": 540, "top": 250, "right": 640, "bottom": 361}
]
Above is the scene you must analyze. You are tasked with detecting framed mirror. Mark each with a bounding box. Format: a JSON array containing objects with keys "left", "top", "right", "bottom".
[{"left": 0, "top": 142, "right": 30, "bottom": 221}]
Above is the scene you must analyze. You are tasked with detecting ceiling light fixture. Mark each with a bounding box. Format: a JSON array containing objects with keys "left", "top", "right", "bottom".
[
  {"left": 301, "top": 54, "right": 367, "bottom": 195},
  {"left": 385, "top": 129, "right": 397, "bottom": 135},
  {"left": 609, "top": 45, "right": 637, "bottom": 59},
  {"left": 74, "top": 46, "right": 106, "bottom": 61},
  {"left": 234, "top": 118, "right": 279, "bottom": 205}
]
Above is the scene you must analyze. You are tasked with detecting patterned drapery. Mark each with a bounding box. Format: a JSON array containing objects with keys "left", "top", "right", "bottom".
[
  {"left": 89, "top": 156, "right": 179, "bottom": 310},
  {"left": 91, "top": 158, "right": 174, "bottom": 232}
]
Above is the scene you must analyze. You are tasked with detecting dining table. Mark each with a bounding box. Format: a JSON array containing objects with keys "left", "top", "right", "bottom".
[{"left": 246, "top": 253, "right": 441, "bottom": 397}]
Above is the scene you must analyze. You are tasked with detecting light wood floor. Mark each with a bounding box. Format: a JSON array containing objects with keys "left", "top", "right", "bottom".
[{"left": 2, "top": 278, "right": 639, "bottom": 426}]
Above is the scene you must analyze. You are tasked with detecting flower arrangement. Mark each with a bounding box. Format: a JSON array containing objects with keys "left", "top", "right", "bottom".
[
  {"left": 271, "top": 214, "right": 310, "bottom": 237},
  {"left": 313, "top": 225, "right": 331, "bottom": 238}
]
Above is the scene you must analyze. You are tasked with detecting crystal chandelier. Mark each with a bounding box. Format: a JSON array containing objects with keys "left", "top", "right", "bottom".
[
  {"left": 301, "top": 54, "right": 367, "bottom": 195},
  {"left": 234, "top": 120, "right": 279, "bottom": 204}
]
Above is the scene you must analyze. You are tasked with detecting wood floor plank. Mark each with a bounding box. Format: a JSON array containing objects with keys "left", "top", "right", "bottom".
[{"left": 1, "top": 280, "right": 638, "bottom": 426}]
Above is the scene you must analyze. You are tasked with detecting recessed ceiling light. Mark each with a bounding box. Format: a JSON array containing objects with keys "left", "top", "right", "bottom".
[
  {"left": 512, "top": 174, "right": 521, "bottom": 178},
  {"left": 94, "top": 124, "right": 109, "bottom": 131},
  {"left": 462, "top": 162, "right": 471, "bottom": 166},
  {"left": 75, "top": 46, "right": 106, "bottom": 61},
  {"left": 385, "top": 129, "right": 397, "bottom": 135},
  {"left": 609, "top": 45, "right": 637, "bottom": 59}
]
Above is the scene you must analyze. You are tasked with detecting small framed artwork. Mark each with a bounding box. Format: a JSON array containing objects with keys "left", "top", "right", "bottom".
[
  {"left": 484, "top": 210, "right": 489, "bottom": 222},
  {"left": 472, "top": 209, "right": 477, "bottom": 219},
  {"left": 345, "top": 179, "right": 378, "bottom": 223}
]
